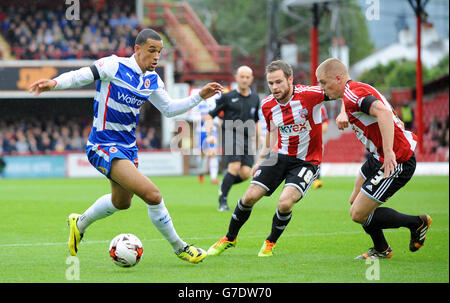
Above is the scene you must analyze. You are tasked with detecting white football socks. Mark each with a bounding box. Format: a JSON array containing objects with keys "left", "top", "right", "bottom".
[
  {"left": 77, "top": 194, "right": 119, "bottom": 234},
  {"left": 76, "top": 194, "right": 187, "bottom": 253},
  {"left": 209, "top": 156, "right": 218, "bottom": 181},
  {"left": 147, "top": 199, "right": 187, "bottom": 252}
]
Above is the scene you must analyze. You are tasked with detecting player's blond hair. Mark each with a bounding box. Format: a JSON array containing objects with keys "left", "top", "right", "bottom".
[{"left": 316, "top": 58, "right": 349, "bottom": 78}]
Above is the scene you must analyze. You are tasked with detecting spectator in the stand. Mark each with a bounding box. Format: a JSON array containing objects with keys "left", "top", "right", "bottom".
[
  {"left": 400, "top": 104, "right": 414, "bottom": 130},
  {"left": 0, "top": 1, "right": 139, "bottom": 60},
  {"left": 136, "top": 127, "right": 160, "bottom": 150},
  {"left": 0, "top": 116, "right": 163, "bottom": 155},
  {"left": 60, "top": 126, "right": 71, "bottom": 148},
  {"left": 140, "top": 137, "right": 151, "bottom": 150},
  {"left": 5, "top": 138, "right": 17, "bottom": 154},
  {"left": 38, "top": 131, "right": 53, "bottom": 153},
  {"left": 147, "top": 127, "right": 161, "bottom": 149},
  {"left": 28, "top": 136, "right": 39, "bottom": 154},
  {"left": 438, "top": 118, "right": 449, "bottom": 148},
  {"left": 0, "top": 134, "right": 4, "bottom": 154},
  {"left": 431, "top": 116, "right": 445, "bottom": 153},
  {"left": 444, "top": 128, "right": 449, "bottom": 148},
  {"left": 15, "top": 131, "right": 29, "bottom": 154},
  {"left": 69, "top": 129, "right": 84, "bottom": 151},
  {"left": 0, "top": 155, "right": 6, "bottom": 178},
  {"left": 434, "top": 117, "right": 449, "bottom": 161},
  {"left": 429, "top": 116, "right": 440, "bottom": 137},
  {"left": 54, "top": 138, "right": 65, "bottom": 153}
]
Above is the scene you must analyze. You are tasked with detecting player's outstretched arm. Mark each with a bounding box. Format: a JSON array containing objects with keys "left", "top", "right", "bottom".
[
  {"left": 151, "top": 82, "right": 223, "bottom": 118},
  {"left": 28, "top": 79, "right": 57, "bottom": 97},
  {"left": 199, "top": 82, "right": 224, "bottom": 100},
  {"left": 29, "top": 66, "right": 96, "bottom": 97}
]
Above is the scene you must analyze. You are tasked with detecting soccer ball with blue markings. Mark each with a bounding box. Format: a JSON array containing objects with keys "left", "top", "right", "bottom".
[{"left": 109, "top": 233, "right": 143, "bottom": 267}]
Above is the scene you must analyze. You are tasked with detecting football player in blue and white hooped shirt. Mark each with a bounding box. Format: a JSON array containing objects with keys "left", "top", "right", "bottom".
[{"left": 29, "top": 29, "right": 223, "bottom": 263}]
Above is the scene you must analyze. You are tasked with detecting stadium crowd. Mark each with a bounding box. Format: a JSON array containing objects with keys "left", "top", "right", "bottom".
[
  {"left": 0, "top": 1, "right": 140, "bottom": 59},
  {"left": 0, "top": 116, "right": 161, "bottom": 155},
  {"left": 428, "top": 115, "right": 449, "bottom": 159}
]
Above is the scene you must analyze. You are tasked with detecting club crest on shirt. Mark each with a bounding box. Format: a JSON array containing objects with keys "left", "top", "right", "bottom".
[
  {"left": 299, "top": 108, "right": 309, "bottom": 118},
  {"left": 144, "top": 78, "right": 151, "bottom": 89},
  {"left": 109, "top": 146, "right": 118, "bottom": 153}
]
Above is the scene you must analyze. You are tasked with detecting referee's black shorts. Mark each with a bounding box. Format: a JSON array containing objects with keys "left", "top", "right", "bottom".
[
  {"left": 251, "top": 152, "right": 319, "bottom": 198},
  {"left": 222, "top": 131, "right": 255, "bottom": 167},
  {"left": 223, "top": 139, "right": 254, "bottom": 167},
  {"left": 360, "top": 153, "right": 416, "bottom": 203}
]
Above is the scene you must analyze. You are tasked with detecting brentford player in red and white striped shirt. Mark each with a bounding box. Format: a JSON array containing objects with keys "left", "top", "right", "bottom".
[
  {"left": 342, "top": 80, "right": 417, "bottom": 163},
  {"left": 260, "top": 84, "right": 329, "bottom": 165},
  {"left": 207, "top": 60, "right": 332, "bottom": 258},
  {"left": 316, "top": 58, "right": 431, "bottom": 260}
]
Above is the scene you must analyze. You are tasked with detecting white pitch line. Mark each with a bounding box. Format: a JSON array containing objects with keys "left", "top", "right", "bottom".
[{"left": 0, "top": 228, "right": 447, "bottom": 248}]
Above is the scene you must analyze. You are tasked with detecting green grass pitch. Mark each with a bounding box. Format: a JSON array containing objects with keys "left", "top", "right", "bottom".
[{"left": 0, "top": 175, "right": 448, "bottom": 283}]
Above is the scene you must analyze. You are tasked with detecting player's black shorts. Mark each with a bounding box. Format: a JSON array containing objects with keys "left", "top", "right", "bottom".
[
  {"left": 251, "top": 152, "right": 319, "bottom": 198},
  {"left": 360, "top": 153, "right": 416, "bottom": 203}
]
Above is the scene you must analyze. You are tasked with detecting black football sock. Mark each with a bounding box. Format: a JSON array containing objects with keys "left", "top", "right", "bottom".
[
  {"left": 226, "top": 199, "right": 253, "bottom": 241},
  {"left": 364, "top": 207, "right": 422, "bottom": 230},
  {"left": 267, "top": 210, "right": 292, "bottom": 243},
  {"left": 363, "top": 207, "right": 421, "bottom": 252},
  {"left": 363, "top": 225, "right": 389, "bottom": 252},
  {"left": 219, "top": 172, "right": 236, "bottom": 204},
  {"left": 233, "top": 174, "right": 244, "bottom": 184}
]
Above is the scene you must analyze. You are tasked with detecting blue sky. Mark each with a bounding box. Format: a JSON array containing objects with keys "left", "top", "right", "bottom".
[{"left": 357, "top": 0, "right": 449, "bottom": 48}]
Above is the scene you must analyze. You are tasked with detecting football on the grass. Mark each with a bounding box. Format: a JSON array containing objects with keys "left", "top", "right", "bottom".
[{"left": 109, "top": 233, "right": 143, "bottom": 267}]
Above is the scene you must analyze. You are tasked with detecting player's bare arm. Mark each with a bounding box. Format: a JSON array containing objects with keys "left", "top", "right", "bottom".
[
  {"left": 252, "top": 128, "right": 276, "bottom": 175},
  {"left": 336, "top": 100, "right": 349, "bottom": 130},
  {"left": 29, "top": 65, "right": 96, "bottom": 97},
  {"left": 199, "top": 82, "right": 223, "bottom": 99},
  {"left": 369, "top": 100, "right": 397, "bottom": 178},
  {"left": 28, "top": 79, "right": 57, "bottom": 97}
]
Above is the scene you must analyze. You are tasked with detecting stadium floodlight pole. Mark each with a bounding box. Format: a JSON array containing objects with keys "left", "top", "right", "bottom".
[
  {"left": 265, "top": 0, "right": 281, "bottom": 94},
  {"left": 407, "top": 0, "right": 429, "bottom": 155},
  {"left": 310, "top": 3, "right": 319, "bottom": 85},
  {"left": 282, "top": 0, "right": 337, "bottom": 85},
  {"left": 266, "top": 0, "right": 280, "bottom": 64}
]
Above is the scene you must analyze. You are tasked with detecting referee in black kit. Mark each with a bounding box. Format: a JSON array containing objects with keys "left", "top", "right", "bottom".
[{"left": 206, "top": 66, "right": 261, "bottom": 211}]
